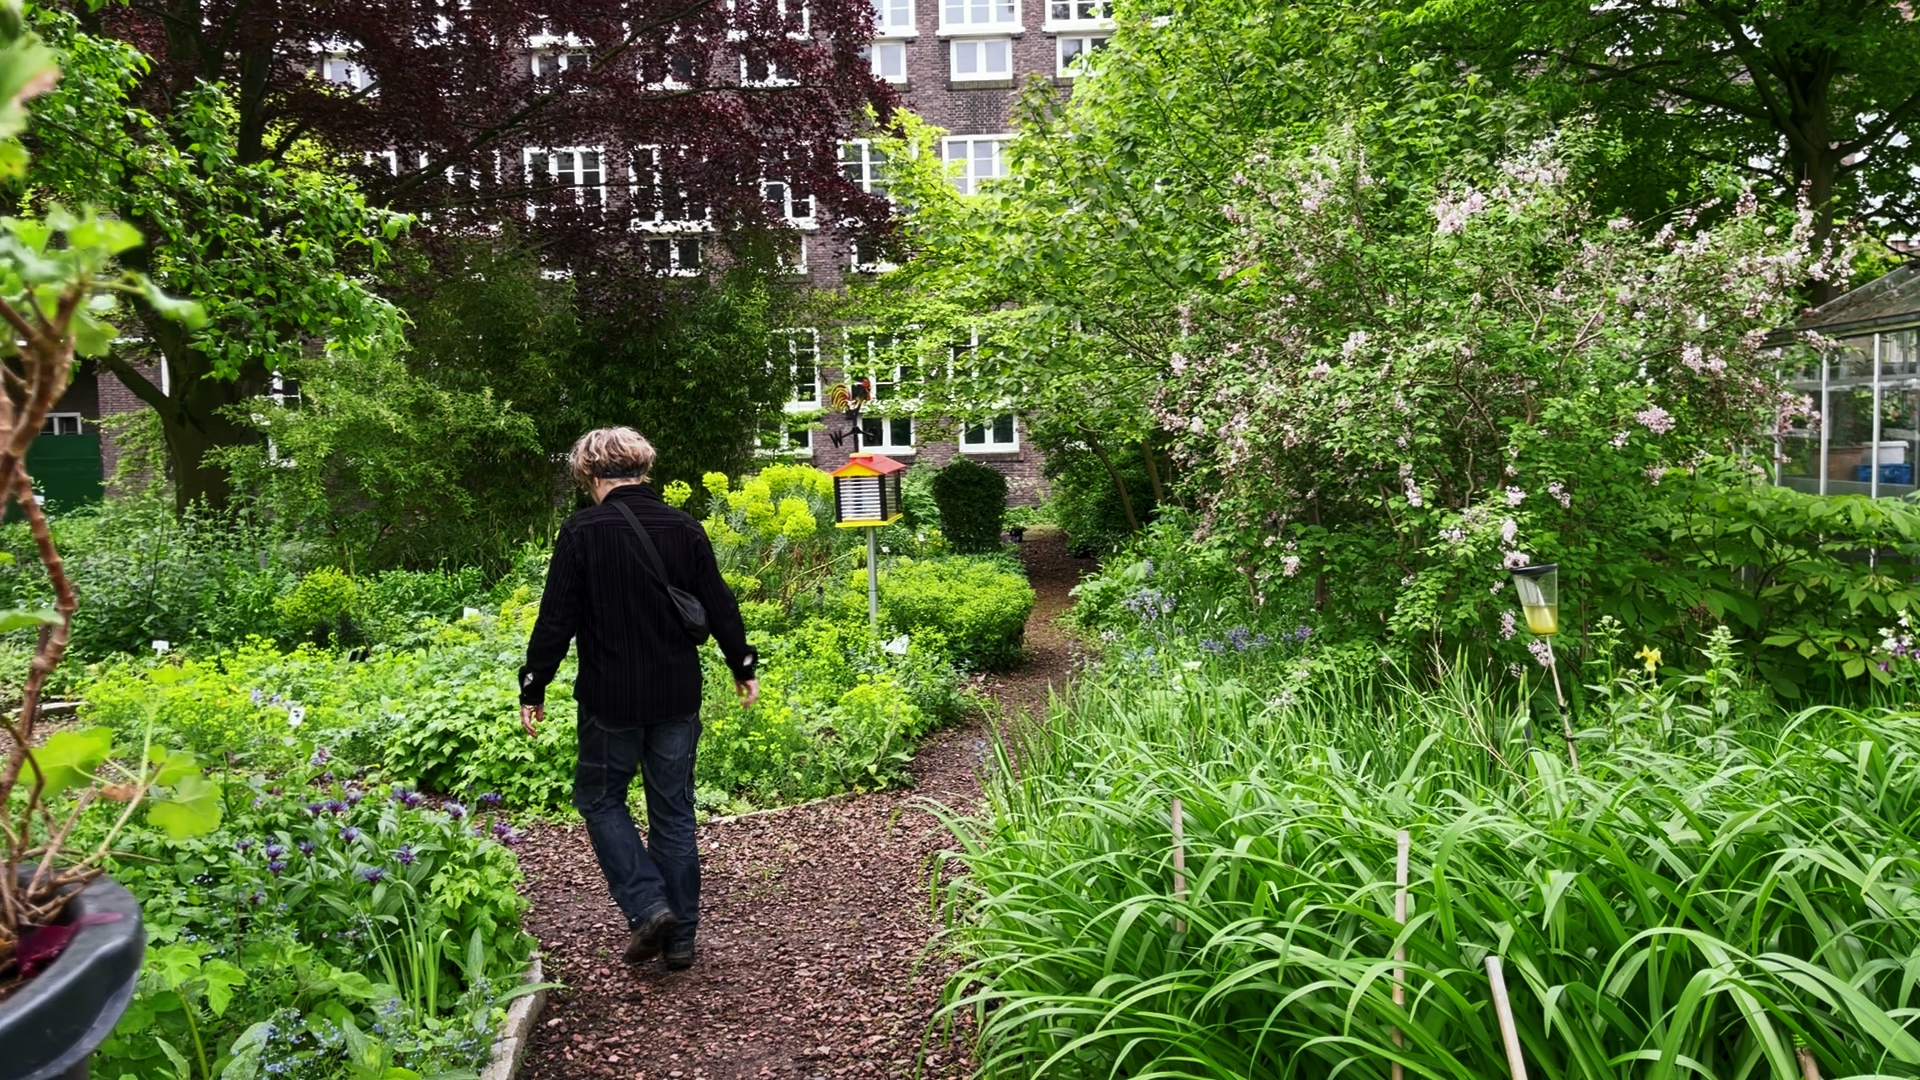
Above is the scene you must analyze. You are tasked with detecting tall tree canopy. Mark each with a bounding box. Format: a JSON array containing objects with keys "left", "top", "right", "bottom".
[{"left": 1409, "top": 0, "right": 1920, "bottom": 299}]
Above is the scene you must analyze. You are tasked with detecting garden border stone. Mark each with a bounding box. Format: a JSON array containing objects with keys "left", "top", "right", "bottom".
[{"left": 481, "top": 955, "right": 547, "bottom": 1080}]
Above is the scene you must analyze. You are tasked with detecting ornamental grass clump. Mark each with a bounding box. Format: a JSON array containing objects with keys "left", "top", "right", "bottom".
[{"left": 940, "top": 665, "right": 1920, "bottom": 1078}]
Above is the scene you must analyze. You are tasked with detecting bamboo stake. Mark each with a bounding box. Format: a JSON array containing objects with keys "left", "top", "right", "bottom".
[
  {"left": 1171, "top": 797, "right": 1187, "bottom": 935},
  {"left": 1485, "top": 955, "right": 1528, "bottom": 1080},
  {"left": 1543, "top": 648, "right": 1579, "bottom": 772},
  {"left": 1796, "top": 1048, "right": 1821, "bottom": 1080},
  {"left": 1392, "top": 830, "right": 1409, "bottom": 1080}
]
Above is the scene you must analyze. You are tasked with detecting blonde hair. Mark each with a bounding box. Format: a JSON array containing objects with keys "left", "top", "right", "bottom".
[{"left": 569, "top": 427, "right": 657, "bottom": 488}]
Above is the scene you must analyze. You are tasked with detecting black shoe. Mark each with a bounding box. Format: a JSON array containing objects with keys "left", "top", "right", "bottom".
[
  {"left": 623, "top": 907, "right": 680, "bottom": 965},
  {"left": 664, "top": 940, "right": 695, "bottom": 971}
]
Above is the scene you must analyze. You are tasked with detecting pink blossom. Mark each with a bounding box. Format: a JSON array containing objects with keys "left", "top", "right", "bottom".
[
  {"left": 1500, "top": 517, "right": 1518, "bottom": 545},
  {"left": 1500, "top": 611, "right": 1517, "bottom": 639},
  {"left": 1635, "top": 406, "right": 1675, "bottom": 435},
  {"left": 1403, "top": 477, "right": 1423, "bottom": 508},
  {"left": 1528, "top": 639, "right": 1554, "bottom": 667},
  {"left": 1282, "top": 555, "right": 1301, "bottom": 578},
  {"left": 1505, "top": 486, "right": 1526, "bottom": 507},
  {"left": 1611, "top": 431, "right": 1630, "bottom": 449},
  {"left": 1548, "top": 481, "right": 1570, "bottom": 509},
  {"left": 1503, "top": 550, "right": 1531, "bottom": 569},
  {"left": 1342, "top": 330, "right": 1369, "bottom": 358},
  {"left": 1433, "top": 189, "right": 1488, "bottom": 235},
  {"left": 1309, "top": 361, "right": 1331, "bottom": 379},
  {"left": 1645, "top": 466, "right": 1666, "bottom": 484}
]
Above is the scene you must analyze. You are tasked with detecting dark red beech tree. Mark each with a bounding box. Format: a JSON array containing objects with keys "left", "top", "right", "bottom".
[{"left": 68, "top": 0, "right": 894, "bottom": 507}]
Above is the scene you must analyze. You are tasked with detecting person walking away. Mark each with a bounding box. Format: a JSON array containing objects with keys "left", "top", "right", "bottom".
[{"left": 517, "top": 427, "right": 758, "bottom": 970}]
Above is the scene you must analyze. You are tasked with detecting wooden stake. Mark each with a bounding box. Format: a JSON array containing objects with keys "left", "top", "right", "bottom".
[
  {"left": 1544, "top": 648, "right": 1579, "bottom": 772},
  {"left": 1796, "top": 1048, "right": 1821, "bottom": 1080},
  {"left": 1392, "top": 830, "right": 1409, "bottom": 1080},
  {"left": 1485, "top": 955, "right": 1528, "bottom": 1080},
  {"left": 1171, "top": 797, "right": 1187, "bottom": 935}
]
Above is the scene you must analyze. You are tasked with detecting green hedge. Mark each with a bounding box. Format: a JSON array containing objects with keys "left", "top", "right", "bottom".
[
  {"left": 880, "top": 556, "right": 1035, "bottom": 671},
  {"left": 932, "top": 456, "right": 1009, "bottom": 554}
]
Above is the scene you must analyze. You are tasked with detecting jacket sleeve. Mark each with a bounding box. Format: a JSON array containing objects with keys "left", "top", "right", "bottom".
[
  {"left": 518, "top": 524, "right": 583, "bottom": 706},
  {"left": 691, "top": 526, "right": 757, "bottom": 682}
]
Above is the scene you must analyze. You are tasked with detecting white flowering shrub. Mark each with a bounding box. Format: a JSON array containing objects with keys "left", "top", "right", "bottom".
[{"left": 1158, "top": 130, "right": 1827, "bottom": 658}]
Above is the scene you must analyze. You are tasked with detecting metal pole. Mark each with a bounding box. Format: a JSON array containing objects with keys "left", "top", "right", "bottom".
[
  {"left": 1545, "top": 645, "right": 1578, "bottom": 772},
  {"left": 867, "top": 526, "right": 879, "bottom": 629},
  {"left": 1872, "top": 332, "right": 1883, "bottom": 499}
]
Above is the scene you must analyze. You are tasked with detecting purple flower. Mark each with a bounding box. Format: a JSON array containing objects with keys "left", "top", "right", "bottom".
[
  {"left": 308, "top": 746, "right": 330, "bottom": 768},
  {"left": 359, "top": 867, "right": 384, "bottom": 884},
  {"left": 395, "top": 845, "right": 416, "bottom": 866},
  {"left": 1252, "top": 633, "right": 1272, "bottom": 649},
  {"left": 491, "top": 821, "right": 513, "bottom": 839},
  {"left": 235, "top": 838, "right": 256, "bottom": 853},
  {"left": 297, "top": 840, "right": 316, "bottom": 856},
  {"left": 1293, "top": 626, "right": 1312, "bottom": 641},
  {"left": 1199, "top": 638, "right": 1226, "bottom": 655},
  {"left": 250, "top": 689, "right": 264, "bottom": 706},
  {"left": 319, "top": 771, "right": 335, "bottom": 784},
  {"left": 263, "top": 842, "right": 286, "bottom": 859},
  {"left": 249, "top": 890, "right": 266, "bottom": 905},
  {"left": 444, "top": 801, "right": 467, "bottom": 821},
  {"left": 268, "top": 860, "right": 286, "bottom": 875},
  {"left": 345, "top": 790, "right": 364, "bottom": 807},
  {"left": 304, "top": 802, "right": 325, "bottom": 816},
  {"left": 398, "top": 790, "right": 426, "bottom": 809},
  {"left": 339, "top": 826, "right": 362, "bottom": 843},
  {"left": 502, "top": 831, "right": 523, "bottom": 847},
  {"left": 323, "top": 800, "right": 348, "bottom": 815},
  {"left": 1226, "top": 627, "right": 1253, "bottom": 651},
  {"left": 479, "top": 792, "right": 503, "bottom": 809},
  {"left": 1635, "top": 405, "right": 1675, "bottom": 435}
]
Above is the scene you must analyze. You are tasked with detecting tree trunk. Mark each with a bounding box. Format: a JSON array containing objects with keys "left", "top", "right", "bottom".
[
  {"left": 1139, "top": 437, "right": 1166, "bottom": 507},
  {"left": 103, "top": 345, "right": 270, "bottom": 513},
  {"left": 1082, "top": 428, "right": 1139, "bottom": 533}
]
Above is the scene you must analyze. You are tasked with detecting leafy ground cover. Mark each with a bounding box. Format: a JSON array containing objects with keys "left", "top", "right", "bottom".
[{"left": 939, "top": 529, "right": 1920, "bottom": 1079}]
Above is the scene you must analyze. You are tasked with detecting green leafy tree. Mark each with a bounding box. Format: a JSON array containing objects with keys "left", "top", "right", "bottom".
[
  {"left": 1409, "top": 0, "right": 1920, "bottom": 301},
  {"left": 25, "top": 10, "right": 406, "bottom": 511}
]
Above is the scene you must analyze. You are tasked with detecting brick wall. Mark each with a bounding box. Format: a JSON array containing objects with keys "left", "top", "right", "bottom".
[{"left": 97, "top": 361, "right": 159, "bottom": 488}]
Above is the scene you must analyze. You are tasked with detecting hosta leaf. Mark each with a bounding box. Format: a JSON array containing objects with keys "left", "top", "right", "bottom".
[{"left": 0, "top": 607, "right": 59, "bottom": 633}]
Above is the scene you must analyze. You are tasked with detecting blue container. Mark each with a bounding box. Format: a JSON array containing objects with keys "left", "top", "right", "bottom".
[{"left": 1852, "top": 462, "right": 1913, "bottom": 485}]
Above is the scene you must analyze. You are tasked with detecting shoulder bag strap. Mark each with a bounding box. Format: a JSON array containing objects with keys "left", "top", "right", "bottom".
[{"left": 610, "top": 498, "right": 675, "bottom": 591}]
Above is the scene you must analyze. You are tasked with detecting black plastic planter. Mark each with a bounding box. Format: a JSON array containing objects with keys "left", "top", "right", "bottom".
[{"left": 0, "top": 874, "right": 144, "bottom": 1080}]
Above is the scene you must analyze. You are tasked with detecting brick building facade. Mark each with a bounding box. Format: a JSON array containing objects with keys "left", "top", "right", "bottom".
[{"left": 764, "top": 0, "right": 1108, "bottom": 505}]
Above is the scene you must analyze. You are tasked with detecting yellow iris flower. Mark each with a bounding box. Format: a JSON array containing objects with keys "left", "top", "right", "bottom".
[{"left": 1634, "top": 645, "right": 1662, "bottom": 674}]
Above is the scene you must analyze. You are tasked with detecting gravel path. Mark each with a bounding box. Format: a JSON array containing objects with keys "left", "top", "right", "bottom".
[{"left": 515, "top": 529, "right": 1092, "bottom": 1080}]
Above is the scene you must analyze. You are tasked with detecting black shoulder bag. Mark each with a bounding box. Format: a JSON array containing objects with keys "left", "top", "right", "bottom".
[{"left": 611, "top": 499, "right": 711, "bottom": 645}]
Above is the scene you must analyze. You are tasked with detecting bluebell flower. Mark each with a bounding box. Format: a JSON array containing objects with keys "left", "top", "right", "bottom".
[
  {"left": 1226, "top": 627, "right": 1253, "bottom": 650},
  {"left": 250, "top": 688, "right": 264, "bottom": 706},
  {"left": 1252, "top": 633, "right": 1272, "bottom": 648},
  {"left": 1199, "top": 638, "right": 1227, "bottom": 655},
  {"left": 1294, "top": 625, "right": 1313, "bottom": 641}
]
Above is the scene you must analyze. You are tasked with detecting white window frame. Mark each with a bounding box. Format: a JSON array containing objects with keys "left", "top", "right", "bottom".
[
  {"left": 645, "top": 235, "right": 704, "bottom": 277},
  {"left": 320, "top": 55, "right": 374, "bottom": 92},
  {"left": 41, "top": 412, "right": 83, "bottom": 436},
  {"left": 780, "top": 329, "right": 822, "bottom": 409},
  {"left": 726, "top": 0, "right": 813, "bottom": 39},
  {"left": 630, "top": 146, "right": 710, "bottom": 231},
  {"left": 1043, "top": 0, "right": 1112, "bottom": 29},
  {"left": 365, "top": 149, "right": 401, "bottom": 176},
  {"left": 740, "top": 52, "right": 800, "bottom": 87},
  {"left": 757, "top": 419, "right": 813, "bottom": 457},
  {"left": 941, "top": 135, "right": 1010, "bottom": 195},
  {"left": 875, "top": 0, "right": 916, "bottom": 36},
  {"left": 960, "top": 414, "right": 1019, "bottom": 452},
  {"left": 867, "top": 42, "right": 909, "bottom": 83},
  {"left": 530, "top": 49, "right": 591, "bottom": 82},
  {"left": 642, "top": 49, "right": 697, "bottom": 90},
  {"left": 950, "top": 38, "right": 1013, "bottom": 80},
  {"left": 779, "top": 233, "right": 810, "bottom": 275},
  {"left": 523, "top": 147, "right": 607, "bottom": 215},
  {"left": 939, "top": 0, "right": 1020, "bottom": 35},
  {"left": 839, "top": 140, "right": 888, "bottom": 197},
  {"left": 1056, "top": 33, "right": 1109, "bottom": 76},
  {"left": 762, "top": 172, "right": 816, "bottom": 226},
  {"left": 847, "top": 333, "right": 916, "bottom": 455}
]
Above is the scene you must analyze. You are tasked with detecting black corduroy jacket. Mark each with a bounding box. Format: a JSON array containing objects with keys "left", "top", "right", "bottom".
[{"left": 518, "top": 484, "right": 757, "bottom": 726}]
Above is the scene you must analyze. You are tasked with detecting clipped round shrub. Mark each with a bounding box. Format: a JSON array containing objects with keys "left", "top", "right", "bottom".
[
  {"left": 931, "top": 456, "right": 1008, "bottom": 554},
  {"left": 879, "top": 556, "right": 1035, "bottom": 671},
  {"left": 274, "top": 566, "right": 363, "bottom": 646}
]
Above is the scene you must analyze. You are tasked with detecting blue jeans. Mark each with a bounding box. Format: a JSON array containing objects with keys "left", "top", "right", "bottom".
[{"left": 573, "top": 712, "right": 701, "bottom": 944}]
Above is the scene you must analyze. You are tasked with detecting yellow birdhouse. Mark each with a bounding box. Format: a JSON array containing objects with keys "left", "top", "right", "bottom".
[{"left": 831, "top": 454, "right": 906, "bottom": 527}]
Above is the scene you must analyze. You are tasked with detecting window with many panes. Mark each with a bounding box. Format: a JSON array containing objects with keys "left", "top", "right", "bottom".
[
  {"left": 646, "top": 236, "right": 703, "bottom": 275},
  {"left": 762, "top": 177, "right": 815, "bottom": 224},
  {"left": 41, "top": 413, "right": 83, "bottom": 436},
  {"left": 1046, "top": 0, "right": 1109, "bottom": 25},
  {"left": 951, "top": 38, "right": 1011, "bottom": 79},
  {"left": 728, "top": 0, "right": 812, "bottom": 37},
  {"left": 949, "top": 329, "right": 1017, "bottom": 450},
  {"left": 867, "top": 42, "right": 908, "bottom": 82},
  {"left": 840, "top": 140, "right": 888, "bottom": 197},
  {"left": 875, "top": 0, "right": 915, "bottom": 34},
  {"left": 757, "top": 418, "right": 812, "bottom": 456},
  {"left": 741, "top": 52, "right": 799, "bottom": 86},
  {"left": 941, "top": 136, "right": 1009, "bottom": 195},
  {"left": 524, "top": 147, "right": 607, "bottom": 212},
  {"left": 942, "top": 0, "right": 1017, "bottom": 32},
  {"left": 761, "top": 332, "right": 817, "bottom": 454},
  {"left": 631, "top": 147, "right": 707, "bottom": 228},
  {"left": 1057, "top": 34, "right": 1109, "bottom": 76},
  {"left": 847, "top": 333, "right": 915, "bottom": 453}
]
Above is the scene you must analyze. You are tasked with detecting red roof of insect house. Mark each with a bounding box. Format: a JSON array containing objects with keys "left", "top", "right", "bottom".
[{"left": 831, "top": 454, "right": 907, "bottom": 527}]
